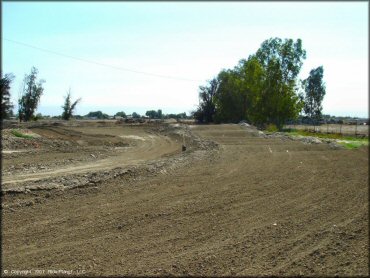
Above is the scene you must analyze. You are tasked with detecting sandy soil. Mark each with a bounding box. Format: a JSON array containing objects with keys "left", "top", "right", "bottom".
[{"left": 1, "top": 122, "right": 368, "bottom": 276}]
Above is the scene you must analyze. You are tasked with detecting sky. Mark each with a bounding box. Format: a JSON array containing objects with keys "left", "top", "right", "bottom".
[{"left": 2, "top": 1, "right": 368, "bottom": 117}]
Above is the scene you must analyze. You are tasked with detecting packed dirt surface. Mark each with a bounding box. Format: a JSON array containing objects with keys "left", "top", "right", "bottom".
[
  {"left": 1, "top": 122, "right": 194, "bottom": 192},
  {"left": 1, "top": 122, "right": 368, "bottom": 276}
]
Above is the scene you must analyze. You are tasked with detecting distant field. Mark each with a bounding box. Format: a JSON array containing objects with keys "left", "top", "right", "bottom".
[{"left": 285, "top": 124, "right": 368, "bottom": 137}]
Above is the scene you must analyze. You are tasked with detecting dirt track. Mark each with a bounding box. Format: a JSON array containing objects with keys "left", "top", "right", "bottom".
[
  {"left": 2, "top": 125, "right": 179, "bottom": 186},
  {"left": 1, "top": 122, "right": 368, "bottom": 276}
]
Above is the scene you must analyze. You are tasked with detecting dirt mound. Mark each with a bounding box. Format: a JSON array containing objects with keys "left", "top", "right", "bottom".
[
  {"left": 2, "top": 128, "right": 66, "bottom": 150},
  {"left": 2, "top": 122, "right": 218, "bottom": 195}
]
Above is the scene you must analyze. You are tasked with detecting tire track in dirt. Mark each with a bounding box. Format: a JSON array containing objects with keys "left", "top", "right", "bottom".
[{"left": 2, "top": 132, "right": 180, "bottom": 187}]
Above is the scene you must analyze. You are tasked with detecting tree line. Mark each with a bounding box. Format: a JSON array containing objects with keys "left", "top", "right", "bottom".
[
  {"left": 1, "top": 70, "right": 189, "bottom": 121},
  {"left": 193, "top": 37, "right": 326, "bottom": 130},
  {"left": 2, "top": 38, "right": 326, "bottom": 127},
  {"left": 85, "top": 110, "right": 188, "bottom": 120},
  {"left": 1, "top": 67, "right": 190, "bottom": 122},
  {"left": 1, "top": 67, "right": 81, "bottom": 121}
]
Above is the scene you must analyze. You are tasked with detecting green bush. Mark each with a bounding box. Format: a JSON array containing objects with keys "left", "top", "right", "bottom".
[{"left": 266, "top": 124, "right": 278, "bottom": 132}]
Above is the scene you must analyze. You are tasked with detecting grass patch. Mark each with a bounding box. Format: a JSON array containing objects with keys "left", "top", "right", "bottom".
[
  {"left": 11, "top": 129, "right": 34, "bottom": 139},
  {"left": 283, "top": 128, "right": 368, "bottom": 149},
  {"left": 284, "top": 128, "right": 367, "bottom": 141},
  {"left": 337, "top": 141, "right": 367, "bottom": 149}
]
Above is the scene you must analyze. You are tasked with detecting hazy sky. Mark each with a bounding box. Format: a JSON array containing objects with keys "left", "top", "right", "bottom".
[{"left": 2, "top": 1, "right": 368, "bottom": 117}]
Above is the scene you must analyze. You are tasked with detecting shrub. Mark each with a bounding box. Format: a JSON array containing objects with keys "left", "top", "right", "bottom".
[{"left": 266, "top": 123, "right": 278, "bottom": 132}]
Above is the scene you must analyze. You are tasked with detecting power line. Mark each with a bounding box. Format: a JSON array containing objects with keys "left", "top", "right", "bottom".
[{"left": 3, "top": 38, "right": 202, "bottom": 83}]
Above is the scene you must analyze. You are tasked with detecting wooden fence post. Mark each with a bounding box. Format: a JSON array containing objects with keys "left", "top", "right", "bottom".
[
  {"left": 313, "top": 121, "right": 316, "bottom": 132},
  {"left": 326, "top": 121, "right": 329, "bottom": 134}
]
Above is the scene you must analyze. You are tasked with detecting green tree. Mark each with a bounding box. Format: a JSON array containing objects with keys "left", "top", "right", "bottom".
[
  {"left": 214, "top": 56, "right": 264, "bottom": 123},
  {"left": 157, "top": 109, "right": 163, "bottom": 119},
  {"left": 256, "top": 38, "right": 306, "bottom": 84},
  {"left": 238, "top": 56, "right": 265, "bottom": 125},
  {"left": 18, "top": 67, "right": 45, "bottom": 122},
  {"left": 1, "top": 73, "right": 15, "bottom": 119},
  {"left": 86, "top": 111, "right": 109, "bottom": 119},
  {"left": 165, "top": 112, "right": 186, "bottom": 119},
  {"left": 255, "top": 38, "right": 306, "bottom": 129},
  {"left": 195, "top": 37, "right": 306, "bottom": 128},
  {"left": 213, "top": 69, "right": 240, "bottom": 123},
  {"left": 61, "top": 89, "right": 81, "bottom": 120},
  {"left": 132, "top": 112, "right": 140, "bottom": 118},
  {"left": 303, "top": 66, "right": 326, "bottom": 123},
  {"left": 177, "top": 112, "right": 187, "bottom": 119},
  {"left": 145, "top": 110, "right": 157, "bottom": 119},
  {"left": 145, "top": 109, "right": 163, "bottom": 119},
  {"left": 35, "top": 113, "right": 43, "bottom": 121},
  {"left": 115, "top": 111, "right": 126, "bottom": 118},
  {"left": 194, "top": 78, "right": 219, "bottom": 123}
]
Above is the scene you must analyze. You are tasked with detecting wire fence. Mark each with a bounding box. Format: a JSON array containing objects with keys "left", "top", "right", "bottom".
[{"left": 285, "top": 122, "right": 369, "bottom": 137}]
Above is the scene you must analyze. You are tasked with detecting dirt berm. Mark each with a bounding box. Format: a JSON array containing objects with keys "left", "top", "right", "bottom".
[{"left": 1, "top": 121, "right": 368, "bottom": 276}]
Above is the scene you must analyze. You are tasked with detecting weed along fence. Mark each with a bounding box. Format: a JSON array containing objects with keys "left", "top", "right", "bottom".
[{"left": 285, "top": 123, "right": 369, "bottom": 137}]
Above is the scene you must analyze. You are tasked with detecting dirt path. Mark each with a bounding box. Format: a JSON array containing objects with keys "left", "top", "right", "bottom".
[
  {"left": 2, "top": 128, "right": 181, "bottom": 189},
  {"left": 2, "top": 132, "right": 179, "bottom": 186},
  {"left": 2, "top": 124, "right": 368, "bottom": 276}
]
